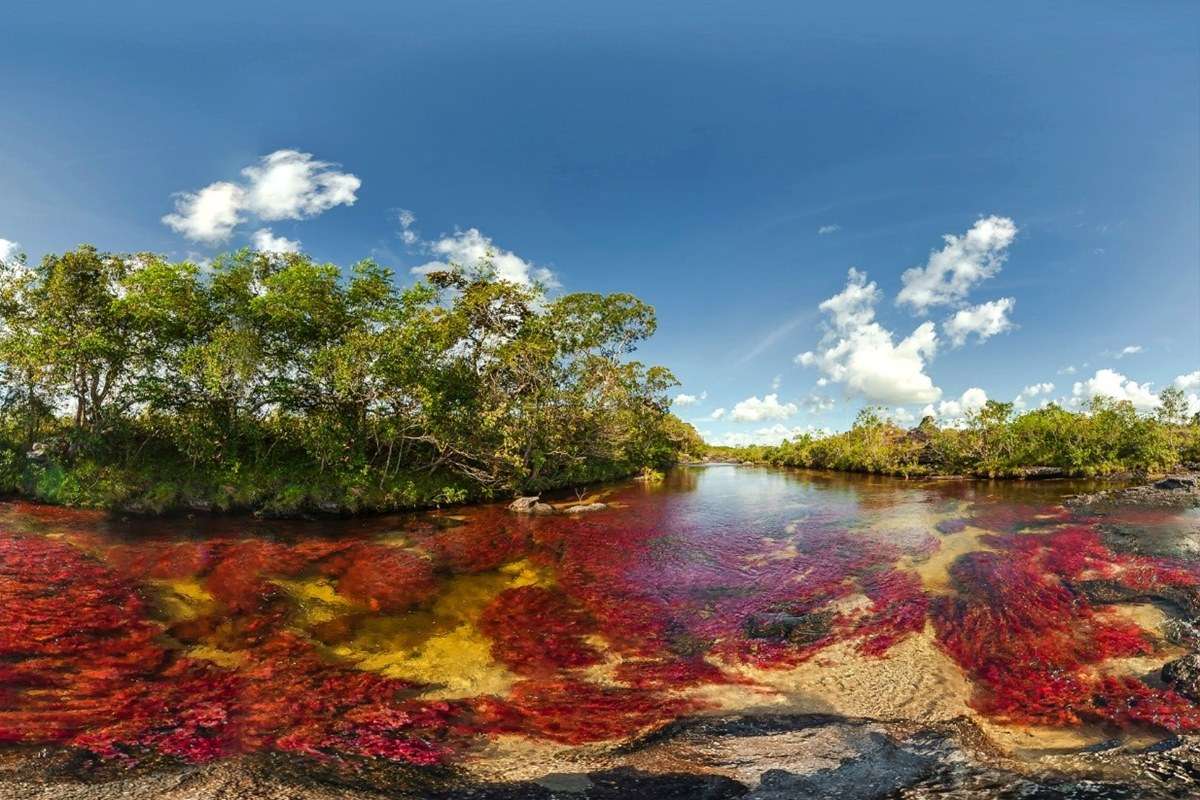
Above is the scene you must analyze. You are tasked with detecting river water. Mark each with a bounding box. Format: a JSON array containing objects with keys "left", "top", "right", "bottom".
[{"left": 3, "top": 465, "right": 1200, "bottom": 798}]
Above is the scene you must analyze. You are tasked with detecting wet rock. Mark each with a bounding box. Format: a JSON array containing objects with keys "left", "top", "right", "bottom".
[
  {"left": 563, "top": 502, "right": 608, "bottom": 514},
  {"left": 1163, "top": 618, "right": 1200, "bottom": 650},
  {"left": 1069, "top": 578, "right": 1200, "bottom": 618},
  {"left": 1066, "top": 472, "right": 1200, "bottom": 510},
  {"left": 508, "top": 496, "right": 555, "bottom": 515},
  {"left": 1097, "top": 521, "right": 1200, "bottom": 562},
  {"left": 1163, "top": 655, "right": 1200, "bottom": 702},
  {"left": 744, "top": 610, "right": 833, "bottom": 644},
  {"left": 746, "top": 732, "right": 935, "bottom": 800}
]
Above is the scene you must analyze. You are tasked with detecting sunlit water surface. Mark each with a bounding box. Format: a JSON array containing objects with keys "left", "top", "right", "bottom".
[{"left": 3, "top": 466, "right": 1199, "bottom": 793}]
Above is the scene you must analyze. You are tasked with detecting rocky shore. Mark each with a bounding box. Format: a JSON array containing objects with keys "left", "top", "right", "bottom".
[{"left": 1066, "top": 472, "right": 1200, "bottom": 511}]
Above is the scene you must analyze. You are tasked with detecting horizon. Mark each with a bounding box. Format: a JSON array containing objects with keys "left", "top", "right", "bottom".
[{"left": 3, "top": 1, "right": 1197, "bottom": 445}]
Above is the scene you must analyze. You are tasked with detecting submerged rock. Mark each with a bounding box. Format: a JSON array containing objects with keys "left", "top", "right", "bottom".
[
  {"left": 1163, "top": 655, "right": 1200, "bottom": 702},
  {"left": 744, "top": 611, "right": 833, "bottom": 644},
  {"left": 1069, "top": 578, "right": 1200, "bottom": 619},
  {"left": 508, "top": 497, "right": 555, "bottom": 515},
  {"left": 563, "top": 502, "right": 608, "bottom": 514}
]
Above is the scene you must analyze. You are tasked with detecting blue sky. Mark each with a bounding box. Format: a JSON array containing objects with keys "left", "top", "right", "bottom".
[{"left": 2, "top": 1, "right": 1197, "bottom": 443}]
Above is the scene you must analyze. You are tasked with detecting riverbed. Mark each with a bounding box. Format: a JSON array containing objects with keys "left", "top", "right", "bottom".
[{"left": 3, "top": 465, "right": 1199, "bottom": 798}]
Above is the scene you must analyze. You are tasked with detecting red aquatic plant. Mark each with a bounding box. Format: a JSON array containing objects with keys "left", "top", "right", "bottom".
[
  {"left": 330, "top": 543, "right": 439, "bottom": 612},
  {"left": 478, "top": 586, "right": 602, "bottom": 675},
  {"left": 474, "top": 678, "right": 698, "bottom": 744}
]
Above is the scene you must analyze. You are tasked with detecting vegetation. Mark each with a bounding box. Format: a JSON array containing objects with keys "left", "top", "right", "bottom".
[
  {"left": 710, "top": 396, "right": 1200, "bottom": 478},
  {"left": 0, "top": 245, "right": 702, "bottom": 513}
]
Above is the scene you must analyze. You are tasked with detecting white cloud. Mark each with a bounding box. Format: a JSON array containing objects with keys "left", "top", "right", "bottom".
[
  {"left": 896, "top": 216, "right": 1018, "bottom": 312},
  {"left": 0, "top": 238, "right": 21, "bottom": 264},
  {"left": 240, "top": 150, "right": 361, "bottom": 221},
  {"left": 708, "top": 408, "right": 726, "bottom": 420},
  {"left": 413, "top": 228, "right": 558, "bottom": 288},
  {"left": 818, "top": 224, "right": 840, "bottom": 235},
  {"left": 672, "top": 391, "right": 707, "bottom": 407},
  {"left": 804, "top": 394, "right": 835, "bottom": 414},
  {"left": 1111, "top": 345, "right": 1143, "bottom": 359},
  {"left": 398, "top": 209, "right": 419, "bottom": 245},
  {"left": 1071, "top": 369, "right": 1159, "bottom": 412},
  {"left": 1058, "top": 365, "right": 1078, "bottom": 375},
  {"left": 771, "top": 374, "right": 782, "bottom": 391},
  {"left": 251, "top": 228, "right": 301, "bottom": 254},
  {"left": 1013, "top": 381, "right": 1054, "bottom": 410},
  {"left": 943, "top": 297, "right": 1015, "bottom": 347},
  {"left": 163, "top": 150, "right": 360, "bottom": 244},
  {"left": 163, "top": 181, "right": 246, "bottom": 243},
  {"left": 730, "top": 393, "right": 799, "bottom": 422},
  {"left": 708, "top": 424, "right": 824, "bottom": 447},
  {"left": 886, "top": 407, "right": 916, "bottom": 425},
  {"left": 923, "top": 387, "right": 988, "bottom": 427},
  {"left": 796, "top": 268, "right": 942, "bottom": 405},
  {"left": 1173, "top": 371, "right": 1200, "bottom": 416},
  {"left": 1175, "top": 371, "right": 1200, "bottom": 392}
]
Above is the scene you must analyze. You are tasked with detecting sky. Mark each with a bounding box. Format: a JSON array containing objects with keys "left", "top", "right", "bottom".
[{"left": 2, "top": 1, "right": 1198, "bottom": 444}]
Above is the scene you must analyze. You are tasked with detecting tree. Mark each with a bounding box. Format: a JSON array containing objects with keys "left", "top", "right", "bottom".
[{"left": 1157, "top": 386, "right": 1189, "bottom": 427}]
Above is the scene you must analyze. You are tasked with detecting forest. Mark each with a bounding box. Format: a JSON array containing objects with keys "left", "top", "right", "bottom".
[
  {"left": 713, "top": 396, "right": 1200, "bottom": 477},
  {"left": 0, "top": 246, "right": 704, "bottom": 513}
]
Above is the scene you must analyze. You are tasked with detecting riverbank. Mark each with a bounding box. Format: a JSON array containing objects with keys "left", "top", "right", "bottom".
[{"left": 0, "top": 452, "right": 668, "bottom": 517}]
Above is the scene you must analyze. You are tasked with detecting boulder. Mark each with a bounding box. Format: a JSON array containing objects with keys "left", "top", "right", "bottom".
[
  {"left": 1162, "top": 654, "right": 1200, "bottom": 702},
  {"left": 1156, "top": 475, "right": 1198, "bottom": 491},
  {"left": 563, "top": 502, "right": 608, "bottom": 514},
  {"left": 509, "top": 496, "right": 555, "bottom": 515}
]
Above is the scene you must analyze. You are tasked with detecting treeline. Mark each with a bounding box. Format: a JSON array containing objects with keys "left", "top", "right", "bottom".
[
  {"left": 0, "top": 245, "right": 704, "bottom": 513},
  {"left": 712, "top": 397, "right": 1200, "bottom": 478}
]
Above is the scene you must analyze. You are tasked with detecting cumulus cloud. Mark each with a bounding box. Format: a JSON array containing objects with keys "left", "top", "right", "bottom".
[
  {"left": 921, "top": 387, "right": 988, "bottom": 426},
  {"left": 413, "top": 228, "right": 558, "bottom": 288},
  {"left": 708, "top": 408, "right": 727, "bottom": 420},
  {"left": 943, "top": 297, "right": 1015, "bottom": 347},
  {"left": 708, "top": 424, "right": 825, "bottom": 447},
  {"left": 897, "top": 216, "right": 1017, "bottom": 312},
  {"left": 0, "top": 238, "right": 22, "bottom": 264},
  {"left": 672, "top": 391, "right": 707, "bottom": 407},
  {"left": 730, "top": 393, "right": 798, "bottom": 422},
  {"left": 251, "top": 228, "right": 301, "bottom": 254},
  {"left": 163, "top": 181, "right": 245, "bottom": 243},
  {"left": 163, "top": 150, "right": 360, "bottom": 244},
  {"left": 1071, "top": 368, "right": 1159, "bottom": 412},
  {"left": 796, "top": 268, "right": 941, "bottom": 405},
  {"left": 1176, "top": 371, "right": 1200, "bottom": 392},
  {"left": 818, "top": 224, "right": 840, "bottom": 235},
  {"left": 1174, "top": 371, "right": 1200, "bottom": 416},
  {"left": 1013, "top": 381, "right": 1054, "bottom": 410}
]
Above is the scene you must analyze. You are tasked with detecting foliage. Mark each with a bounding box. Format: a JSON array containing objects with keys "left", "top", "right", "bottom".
[
  {"left": 714, "top": 391, "right": 1196, "bottom": 478},
  {"left": 0, "top": 246, "right": 700, "bottom": 512}
]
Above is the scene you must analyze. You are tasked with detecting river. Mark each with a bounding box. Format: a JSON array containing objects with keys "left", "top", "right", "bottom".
[{"left": 2, "top": 465, "right": 1199, "bottom": 798}]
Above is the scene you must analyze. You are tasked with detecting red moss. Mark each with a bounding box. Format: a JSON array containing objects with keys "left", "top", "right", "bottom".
[
  {"left": 332, "top": 544, "right": 438, "bottom": 612},
  {"left": 478, "top": 586, "right": 601, "bottom": 675},
  {"left": 932, "top": 532, "right": 1200, "bottom": 732},
  {"left": 474, "top": 679, "right": 698, "bottom": 744}
]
